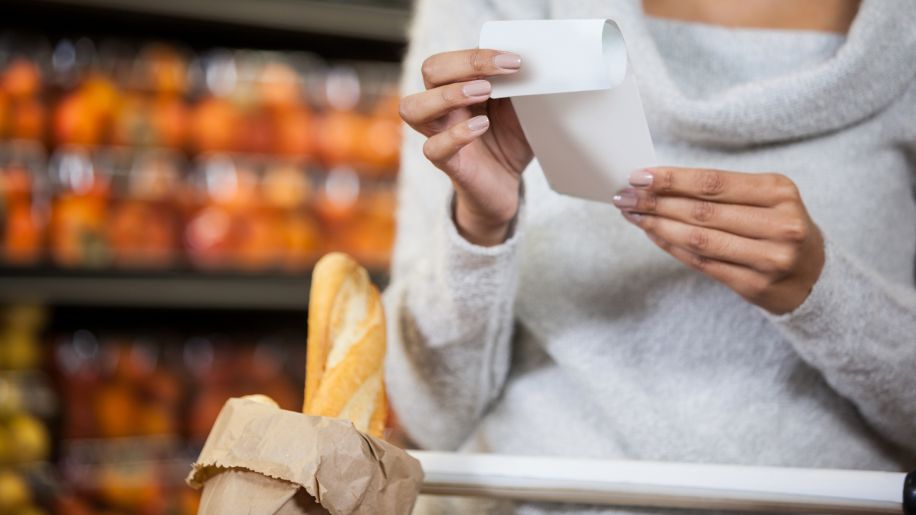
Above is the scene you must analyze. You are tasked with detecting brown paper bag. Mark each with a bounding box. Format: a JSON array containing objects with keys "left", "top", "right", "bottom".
[{"left": 186, "top": 397, "right": 424, "bottom": 515}]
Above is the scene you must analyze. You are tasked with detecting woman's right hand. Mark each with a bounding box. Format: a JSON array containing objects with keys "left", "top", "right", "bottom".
[{"left": 399, "top": 49, "right": 533, "bottom": 246}]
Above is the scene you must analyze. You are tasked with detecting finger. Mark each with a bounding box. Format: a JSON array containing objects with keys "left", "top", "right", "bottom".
[
  {"left": 422, "top": 115, "right": 490, "bottom": 171},
  {"left": 625, "top": 212, "right": 791, "bottom": 273},
  {"left": 628, "top": 167, "right": 799, "bottom": 207},
  {"left": 422, "top": 49, "right": 521, "bottom": 89},
  {"left": 613, "top": 188, "right": 795, "bottom": 240},
  {"left": 640, "top": 227, "right": 770, "bottom": 301},
  {"left": 400, "top": 80, "right": 491, "bottom": 134}
]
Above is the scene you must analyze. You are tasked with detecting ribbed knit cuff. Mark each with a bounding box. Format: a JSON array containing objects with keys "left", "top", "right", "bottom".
[
  {"left": 438, "top": 188, "right": 522, "bottom": 302},
  {"left": 447, "top": 181, "right": 524, "bottom": 248},
  {"left": 763, "top": 237, "right": 910, "bottom": 363},
  {"left": 765, "top": 238, "right": 843, "bottom": 339}
]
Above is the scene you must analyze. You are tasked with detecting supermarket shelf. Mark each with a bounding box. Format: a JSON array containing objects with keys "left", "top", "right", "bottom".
[
  {"left": 24, "top": 0, "right": 411, "bottom": 43},
  {"left": 0, "top": 266, "right": 386, "bottom": 310}
]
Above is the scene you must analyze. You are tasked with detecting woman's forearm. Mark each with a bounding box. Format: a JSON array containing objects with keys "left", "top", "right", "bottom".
[
  {"left": 384, "top": 193, "right": 523, "bottom": 449},
  {"left": 767, "top": 239, "right": 916, "bottom": 453}
]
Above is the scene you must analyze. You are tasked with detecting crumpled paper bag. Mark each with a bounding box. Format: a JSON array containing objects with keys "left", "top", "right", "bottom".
[{"left": 186, "top": 397, "right": 424, "bottom": 515}]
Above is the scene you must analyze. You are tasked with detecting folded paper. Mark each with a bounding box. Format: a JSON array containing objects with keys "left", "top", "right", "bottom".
[
  {"left": 187, "top": 397, "right": 423, "bottom": 515},
  {"left": 479, "top": 19, "right": 656, "bottom": 203}
]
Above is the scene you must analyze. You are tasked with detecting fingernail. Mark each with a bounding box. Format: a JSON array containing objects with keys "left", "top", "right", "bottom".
[
  {"left": 612, "top": 189, "right": 638, "bottom": 209},
  {"left": 467, "top": 115, "right": 490, "bottom": 132},
  {"left": 462, "top": 80, "right": 491, "bottom": 98},
  {"left": 494, "top": 53, "right": 522, "bottom": 70},
  {"left": 623, "top": 211, "right": 643, "bottom": 223},
  {"left": 629, "top": 169, "right": 654, "bottom": 187}
]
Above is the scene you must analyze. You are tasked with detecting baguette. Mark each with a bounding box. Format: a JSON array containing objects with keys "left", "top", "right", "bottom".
[{"left": 303, "top": 253, "right": 387, "bottom": 438}]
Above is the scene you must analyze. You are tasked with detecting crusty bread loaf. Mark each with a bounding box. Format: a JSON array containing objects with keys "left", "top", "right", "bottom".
[{"left": 303, "top": 252, "right": 387, "bottom": 438}]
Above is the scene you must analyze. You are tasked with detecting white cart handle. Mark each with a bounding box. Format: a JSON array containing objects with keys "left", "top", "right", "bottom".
[{"left": 409, "top": 451, "right": 915, "bottom": 514}]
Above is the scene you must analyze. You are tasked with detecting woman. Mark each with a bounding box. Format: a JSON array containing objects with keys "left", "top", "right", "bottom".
[{"left": 386, "top": 0, "right": 916, "bottom": 512}]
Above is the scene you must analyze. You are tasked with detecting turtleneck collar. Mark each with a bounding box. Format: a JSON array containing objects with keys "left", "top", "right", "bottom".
[{"left": 595, "top": 0, "right": 916, "bottom": 147}]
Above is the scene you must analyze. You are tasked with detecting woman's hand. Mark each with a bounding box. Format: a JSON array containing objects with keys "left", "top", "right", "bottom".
[
  {"left": 613, "top": 167, "right": 825, "bottom": 314},
  {"left": 400, "top": 49, "right": 533, "bottom": 246}
]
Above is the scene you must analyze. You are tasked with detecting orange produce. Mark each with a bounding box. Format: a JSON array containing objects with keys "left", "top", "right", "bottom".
[
  {"left": 359, "top": 115, "right": 401, "bottom": 173},
  {"left": 138, "top": 405, "right": 174, "bottom": 435},
  {"left": 81, "top": 73, "right": 120, "bottom": 125},
  {"left": 2, "top": 58, "right": 41, "bottom": 99},
  {"left": 54, "top": 92, "right": 102, "bottom": 146},
  {"left": 54, "top": 496, "right": 94, "bottom": 515},
  {"left": 145, "top": 369, "right": 182, "bottom": 405},
  {"left": 234, "top": 209, "right": 284, "bottom": 269},
  {"left": 150, "top": 96, "right": 187, "bottom": 148},
  {"left": 237, "top": 107, "right": 275, "bottom": 154},
  {"left": 372, "top": 92, "right": 401, "bottom": 119},
  {"left": 261, "top": 163, "right": 309, "bottom": 209},
  {"left": 314, "top": 167, "right": 360, "bottom": 227},
  {"left": 10, "top": 99, "right": 45, "bottom": 140},
  {"left": 0, "top": 90, "right": 7, "bottom": 136},
  {"left": 273, "top": 107, "right": 314, "bottom": 157},
  {"left": 189, "top": 96, "right": 238, "bottom": 153},
  {"left": 128, "top": 152, "right": 181, "bottom": 200},
  {"left": 2, "top": 165, "right": 33, "bottom": 201},
  {"left": 4, "top": 201, "right": 43, "bottom": 263},
  {"left": 258, "top": 61, "right": 300, "bottom": 109},
  {"left": 141, "top": 44, "right": 188, "bottom": 96},
  {"left": 203, "top": 162, "right": 258, "bottom": 210},
  {"left": 112, "top": 93, "right": 152, "bottom": 146},
  {"left": 50, "top": 194, "right": 108, "bottom": 266},
  {"left": 185, "top": 206, "right": 232, "bottom": 268},
  {"left": 109, "top": 341, "right": 156, "bottom": 382},
  {"left": 108, "top": 201, "right": 176, "bottom": 267},
  {"left": 189, "top": 390, "right": 227, "bottom": 441},
  {"left": 341, "top": 193, "right": 396, "bottom": 268},
  {"left": 316, "top": 110, "right": 368, "bottom": 166},
  {"left": 96, "top": 464, "right": 161, "bottom": 509},
  {"left": 282, "top": 214, "right": 320, "bottom": 270},
  {"left": 94, "top": 383, "right": 136, "bottom": 437},
  {"left": 179, "top": 488, "right": 201, "bottom": 515}
]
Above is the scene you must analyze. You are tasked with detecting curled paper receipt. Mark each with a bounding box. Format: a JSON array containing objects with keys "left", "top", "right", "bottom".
[{"left": 479, "top": 19, "right": 656, "bottom": 203}]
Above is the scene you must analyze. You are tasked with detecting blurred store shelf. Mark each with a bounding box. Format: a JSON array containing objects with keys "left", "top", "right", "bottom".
[
  {"left": 15, "top": 0, "right": 411, "bottom": 43},
  {"left": 0, "top": 267, "right": 388, "bottom": 309},
  {"left": 0, "top": 4, "right": 403, "bottom": 511},
  {"left": 1, "top": 267, "right": 292, "bottom": 309}
]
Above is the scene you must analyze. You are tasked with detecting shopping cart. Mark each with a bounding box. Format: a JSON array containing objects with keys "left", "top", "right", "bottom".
[{"left": 410, "top": 451, "right": 916, "bottom": 514}]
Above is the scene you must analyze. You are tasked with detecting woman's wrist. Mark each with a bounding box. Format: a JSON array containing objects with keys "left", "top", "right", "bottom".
[{"left": 453, "top": 192, "right": 516, "bottom": 247}]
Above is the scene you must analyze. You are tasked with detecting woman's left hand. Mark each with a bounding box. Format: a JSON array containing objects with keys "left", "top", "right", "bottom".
[{"left": 613, "top": 166, "right": 825, "bottom": 314}]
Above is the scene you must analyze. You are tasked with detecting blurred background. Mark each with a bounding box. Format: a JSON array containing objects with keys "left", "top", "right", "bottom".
[{"left": 0, "top": 0, "right": 409, "bottom": 512}]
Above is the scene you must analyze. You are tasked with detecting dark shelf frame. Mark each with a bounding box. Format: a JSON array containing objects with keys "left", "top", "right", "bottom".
[
  {"left": 1, "top": 266, "right": 311, "bottom": 309},
  {"left": 35, "top": 0, "right": 411, "bottom": 42},
  {"left": 0, "top": 266, "right": 389, "bottom": 309},
  {"left": 3, "top": 0, "right": 409, "bottom": 61}
]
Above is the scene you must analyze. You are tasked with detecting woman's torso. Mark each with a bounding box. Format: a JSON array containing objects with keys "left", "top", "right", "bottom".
[{"left": 415, "top": 1, "right": 916, "bottom": 513}]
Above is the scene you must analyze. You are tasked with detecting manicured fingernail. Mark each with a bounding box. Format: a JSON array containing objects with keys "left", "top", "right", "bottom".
[
  {"left": 612, "top": 189, "right": 638, "bottom": 209},
  {"left": 467, "top": 115, "right": 490, "bottom": 132},
  {"left": 462, "top": 80, "right": 491, "bottom": 98},
  {"left": 629, "top": 169, "right": 654, "bottom": 187},
  {"left": 623, "top": 211, "right": 643, "bottom": 223},
  {"left": 494, "top": 53, "right": 522, "bottom": 70}
]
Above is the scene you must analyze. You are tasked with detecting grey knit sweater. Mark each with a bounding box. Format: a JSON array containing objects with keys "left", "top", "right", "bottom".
[{"left": 384, "top": 1, "right": 916, "bottom": 513}]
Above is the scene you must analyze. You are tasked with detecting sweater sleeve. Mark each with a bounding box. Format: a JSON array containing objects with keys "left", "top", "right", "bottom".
[
  {"left": 766, "top": 238, "right": 916, "bottom": 453},
  {"left": 382, "top": 0, "right": 546, "bottom": 450}
]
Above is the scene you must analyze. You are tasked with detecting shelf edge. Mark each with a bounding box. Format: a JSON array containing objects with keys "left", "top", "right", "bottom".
[{"left": 32, "top": 0, "right": 411, "bottom": 42}]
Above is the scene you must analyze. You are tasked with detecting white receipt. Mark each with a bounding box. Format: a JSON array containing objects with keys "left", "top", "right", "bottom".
[{"left": 479, "top": 19, "right": 656, "bottom": 203}]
